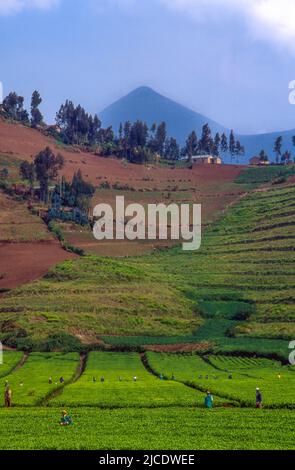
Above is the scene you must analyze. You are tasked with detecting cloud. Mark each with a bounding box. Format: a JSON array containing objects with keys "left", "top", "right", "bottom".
[
  {"left": 0, "top": 0, "right": 59, "bottom": 15},
  {"left": 160, "top": 0, "right": 295, "bottom": 54}
]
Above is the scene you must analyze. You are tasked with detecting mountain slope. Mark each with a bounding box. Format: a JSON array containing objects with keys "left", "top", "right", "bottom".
[
  {"left": 100, "top": 86, "right": 226, "bottom": 141},
  {"left": 239, "top": 129, "right": 295, "bottom": 162},
  {"left": 100, "top": 87, "right": 295, "bottom": 163}
]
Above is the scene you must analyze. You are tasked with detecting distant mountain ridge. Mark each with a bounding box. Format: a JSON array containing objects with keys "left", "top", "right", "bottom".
[{"left": 100, "top": 86, "right": 295, "bottom": 164}]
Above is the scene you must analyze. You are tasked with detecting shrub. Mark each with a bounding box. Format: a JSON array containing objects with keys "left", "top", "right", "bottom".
[{"left": 41, "top": 333, "right": 83, "bottom": 352}]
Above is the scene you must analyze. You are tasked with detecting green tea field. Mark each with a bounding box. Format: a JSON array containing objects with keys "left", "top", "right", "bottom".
[
  {"left": 0, "top": 407, "right": 293, "bottom": 450},
  {"left": 0, "top": 350, "right": 294, "bottom": 450},
  {"left": 146, "top": 352, "right": 295, "bottom": 408},
  {"left": 0, "top": 353, "right": 79, "bottom": 406},
  {"left": 50, "top": 352, "right": 204, "bottom": 408}
]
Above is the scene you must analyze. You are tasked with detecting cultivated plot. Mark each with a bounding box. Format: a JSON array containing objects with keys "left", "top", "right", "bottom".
[
  {"left": 0, "top": 407, "right": 294, "bottom": 450},
  {"left": 1, "top": 353, "right": 79, "bottom": 406},
  {"left": 51, "top": 352, "right": 204, "bottom": 408},
  {"left": 0, "top": 351, "right": 24, "bottom": 378},
  {"left": 146, "top": 353, "right": 295, "bottom": 408}
]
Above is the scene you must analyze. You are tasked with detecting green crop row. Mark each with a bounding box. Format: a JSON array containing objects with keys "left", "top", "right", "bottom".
[
  {"left": 0, "top": 351, "right": 23, "bottom": 378},
  {"left": 146, "top": 352, "right": 295, "bottom": 408},
  {"left": 51, "top": 352, "right": 206, "bottom": 409},
  {"left": 235, "top": 165, "right": 295, "bottom": 184},
  {"left": 1, "top": 352, "right": 79, "bottom": 406}
]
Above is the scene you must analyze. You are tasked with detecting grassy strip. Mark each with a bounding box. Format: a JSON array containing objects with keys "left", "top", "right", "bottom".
[
  {"left": 47, "top": 221, "right": 85, "bottom": 256},
  {"left": 236, "top": 165, "right": 295, "bottom": 184},
  {"left": 146, "top": 352, "right": 295, "bottom": 409},
  {"left": 0, "top": 351, "right": 24, "bottom": 379}
]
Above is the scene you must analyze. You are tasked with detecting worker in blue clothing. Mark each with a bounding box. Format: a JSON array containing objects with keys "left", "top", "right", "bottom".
[{"left": 204, "top": 391, "right": 214, "bottom": 409}]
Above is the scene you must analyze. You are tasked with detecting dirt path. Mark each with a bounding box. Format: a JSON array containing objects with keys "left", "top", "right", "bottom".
[
  {"left": 2, "top": 352, "right": 29, "bottom": 380},
  {"left": 140, "top": 352, "right": 238, "bottom": 407},
  {"left": 12, "top": 352, "right": 29, "bottom": 373},
  {"left": 39, "top": 353, "right": 88, "bottom": 406},
  {"left": 2, "top": 345, "right": 17, "bottom": 351},
  {"left": 144, "top": 342, "right": 213, "bottom": 353}
]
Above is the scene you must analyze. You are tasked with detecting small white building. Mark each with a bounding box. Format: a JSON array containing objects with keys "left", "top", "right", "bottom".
[{"left": 192, "top": 155, "right": 222, "bottom": 165}]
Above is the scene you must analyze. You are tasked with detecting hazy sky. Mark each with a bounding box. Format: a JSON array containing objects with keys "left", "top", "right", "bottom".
[{"left": 1, "top": 0, "right": 295, "bottom": 134}]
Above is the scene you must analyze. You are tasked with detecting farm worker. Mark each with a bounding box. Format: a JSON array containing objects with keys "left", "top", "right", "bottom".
[
  {"left": 133, "top": 376, "right": 137, "bottom": 382},
  {"left": 93, "top": 376, "right": 97, "bottom": 383},
  {"left": 159, "top": 374, "right": 164, "bottom": 380},
  {"left": 49, "top": 377, "right": 53, "bottom": 384},
  {"left": 278, "top": 374, "right": 281, "bottom": 380},
  {"left": 4, "top": 386, "right": 12, "bottom": 408},
  {"left": 171, "top": 373, "right": 175, "bottom": 381},
  {"left": 204, "top": 391, "right": 214, "bottom": 409},
  {"left": 256, "top": 388, "right": 263, "bottom": 408},
  {"left": 60, "top": 410, "right": 73, "bottom": 426},
  {"left": 60, "top": 377, "right": 65, "bottom": 384},
  {"left": 119, "top": 376, "right": 123, "bottom": 382},
  {"left": 100, "top": 377, "right": 105, "bottom": 383}
]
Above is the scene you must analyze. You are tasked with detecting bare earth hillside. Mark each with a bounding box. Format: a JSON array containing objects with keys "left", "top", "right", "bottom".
[{"left": 0, "top": 120, "right": 246, "bottom": 287}]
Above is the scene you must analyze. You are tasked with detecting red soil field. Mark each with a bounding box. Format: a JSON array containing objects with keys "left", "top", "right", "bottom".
[
  {"left": 0, "top": 241, "right": 77, "bottom": 290},
  {"left": 0, "top": 120, "right": 244, "bottom": 190}
]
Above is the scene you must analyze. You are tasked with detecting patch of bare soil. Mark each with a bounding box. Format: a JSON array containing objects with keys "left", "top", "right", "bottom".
[
  {"left": 0, "top": 241, "right": 77, "bottom": 290},
  {"left": 0, "top": 121, "right": 244, "bottom": 190},
  {"left": 145, "top": 341, "right": 213, "bottom": 353}
]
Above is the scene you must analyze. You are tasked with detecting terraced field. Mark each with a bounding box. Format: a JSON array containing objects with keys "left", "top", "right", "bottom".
[
  {"left": 0, "top": 350, "right": 294, "bottom": 449},
  {"left": 0, "top": 352, "right": 79, "bottom": 406},
  {"left": 103, "top": 183, "right": 295, "bottom": 353},
  {"left": 0, "top": 182, "right": 294, "bottom": 353},
  {"left": 0, "top": 153, "right": 22, "bottom": 184},
  {"left": 146, "top": 352, "right": 295, "bottom": 408},
  {"left": 1, "top": 351, "right": 294, "bottom": 409},
  {"left": 0, "top": 350, "right": 23, "bottom": 378},
  {"left": 235, "top": 165, "right": 295, "bottom": 185},
  {"left": 199, "top": 185, "right": 295, "bottom": 342},
  {"left": 51, "top": 352, "right": 206, "bottom": 408},
  {"left": 0, "top": 190, "right": 52, "bottom": 243}
]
